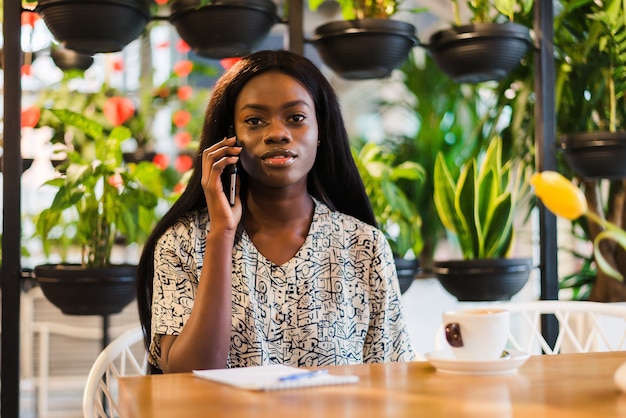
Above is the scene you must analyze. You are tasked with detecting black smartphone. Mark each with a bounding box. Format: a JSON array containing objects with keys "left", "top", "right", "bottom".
[{"left": 226, "top": 126, "right": 237, "bottom": 206}]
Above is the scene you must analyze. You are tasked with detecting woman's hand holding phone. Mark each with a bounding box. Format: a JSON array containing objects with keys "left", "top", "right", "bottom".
[{"left": 199, "top": 131, "right": 242, "bottom": 229}]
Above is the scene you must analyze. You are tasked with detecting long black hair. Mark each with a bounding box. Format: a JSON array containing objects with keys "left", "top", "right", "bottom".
[{"left": 136, "top": 49, "right": 376, "bottom": 360}]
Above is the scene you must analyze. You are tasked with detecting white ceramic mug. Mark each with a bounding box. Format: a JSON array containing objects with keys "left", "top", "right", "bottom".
[{"left": 442, "top": 308, "right": 510, "bottom": 360}]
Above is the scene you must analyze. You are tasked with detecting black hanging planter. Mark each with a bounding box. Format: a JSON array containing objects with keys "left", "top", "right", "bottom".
[
  {"left": 432, "top": 258, "right": 532, "bottom": 302},
  {"left": 0, "top": 158, "right": 34, "bottom": 173},
  {"left": 50, "top": 45, "right": 94, "bottom": 71},
  {"left": 169, "top": 0, "right": 280, "bottom": 59},
  {"left": 395, "top": 257, "right": 420, "bottom": 294},
  {"left": 312, "top": 18, "right": 417, "bottom": 80},
  {"left": 33, "top": 264, "right": 137, "bottom": 316},
  {"left": 560, "top": 132, "right": 626, "bottom": 179},
  {"left": 36, "top": 0, "right": 151, "bottom": 55},
  {"left": 427, "top": 22, "right": 532, "bottom": 84}
]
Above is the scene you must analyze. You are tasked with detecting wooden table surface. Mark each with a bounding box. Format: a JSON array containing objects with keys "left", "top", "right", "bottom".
[{"left": 119, "top": 351, "right": 626, "bottom": 417}]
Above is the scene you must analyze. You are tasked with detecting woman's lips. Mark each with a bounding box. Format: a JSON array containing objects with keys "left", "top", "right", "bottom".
[{"left": 261, "top": 149, "right": 296, "bottom": 166}]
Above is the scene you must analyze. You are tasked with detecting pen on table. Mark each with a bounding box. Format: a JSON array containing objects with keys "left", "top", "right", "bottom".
[{"left": 278, "top": 369, "right": 328, "bottom": 382}]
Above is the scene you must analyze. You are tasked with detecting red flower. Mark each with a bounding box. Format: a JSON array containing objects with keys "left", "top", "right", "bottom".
[
  {"left": 176, "top": 39, "right": 191, "bottom": 53},
  {"left": 177, "top": 85, "right": 193, "bottom": 101},
  {"left": 174, "top": 182, "right": 187, "bottom": 194},
  {"left": 103, "top": 97, "right": 135, "bottom": 126},
  {"left": 21, "top": 11, "right": 40, "bottom": 28},
  {"left": 152, "top": 153, "right": 170, "bottom": 170},
  {"left": 175, "top": 154, "right": 194, "bottom": 173},
  {"left": 172, "top": 110, "right": 192, "bottom": 128},
  {"left": 220, "top": 57, "right": 242, "bottom": 70},
  {"left": 21, "top": 106, "right": 41, "bottom": 128},
  {"left": 111, "top": 57, "right": 124, "bottom": 72},
  {"left": 174, "top": 131, "right": 193, "bottom": 149},
  {"left": 107, "top": 173, "right": 123, "bottom": 188},
  {"left": 173, "top": 60, "right": 193, "bottom": 77},
  {"left": 21, "top": 64, "right": 32, "bottom": 76},
  {"left": 154, "top": 0, "right": 169, "bottom": 4}
]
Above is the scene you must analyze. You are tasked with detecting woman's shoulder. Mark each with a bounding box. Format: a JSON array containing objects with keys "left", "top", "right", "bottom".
[
  {"left": 314, "top": 199, "right": 381, "bottom": 237},
  {"left": 160, "top": 208, "right": 209, "bottom": 240}
]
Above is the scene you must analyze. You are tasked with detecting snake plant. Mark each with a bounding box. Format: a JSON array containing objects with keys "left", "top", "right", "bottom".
[{"left": 433, "top": 136, "right": 529, "bottom": 259}]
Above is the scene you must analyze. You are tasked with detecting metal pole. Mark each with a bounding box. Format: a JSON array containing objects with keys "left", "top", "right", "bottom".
[
  {"left": 286, "top": 0, "right": 304, "bottom": 54},
  {"left": 534, "top": 0, "right": 559, "bottom": 348},
  {"left": 2, "top": 1, "right": 23, "bottom": 416}
]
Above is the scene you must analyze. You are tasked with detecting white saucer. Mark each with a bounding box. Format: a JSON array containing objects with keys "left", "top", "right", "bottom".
[{"left": 424, "top": 349, "right": 530, "bottom": 375}]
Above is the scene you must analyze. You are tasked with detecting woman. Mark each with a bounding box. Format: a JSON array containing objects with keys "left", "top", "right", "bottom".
[{"left": 136, "top": 49, "right": 415, "bottom": 373}]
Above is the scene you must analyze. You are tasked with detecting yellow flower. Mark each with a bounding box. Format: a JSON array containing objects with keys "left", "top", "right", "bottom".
[
  {"left": 531, "top": 170, "right": 626, "bottom": 282},
  {"left": 530, "top": 171, "right": 587, "bottom": 220}
]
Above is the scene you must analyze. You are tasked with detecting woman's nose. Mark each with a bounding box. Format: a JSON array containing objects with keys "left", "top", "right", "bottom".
[{"left": 262, "top": 122, "right": 291, "bottom": 144}]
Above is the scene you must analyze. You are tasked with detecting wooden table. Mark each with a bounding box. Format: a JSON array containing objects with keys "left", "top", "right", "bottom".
[{"left": 119, "top": 351, "right": 626, "bottom": 417}]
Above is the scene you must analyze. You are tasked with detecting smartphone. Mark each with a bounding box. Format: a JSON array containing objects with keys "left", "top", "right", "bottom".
[{"left": 226, "top": 126, "right": 237, "bottom": 206}]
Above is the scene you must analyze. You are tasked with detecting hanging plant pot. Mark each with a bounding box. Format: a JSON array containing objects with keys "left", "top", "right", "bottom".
[
  {"left": 427, "top": 22, "right": 532, "bottom": 84},
  {"left": 36, "top": 0, "right": 151, "bottom": 55},
  {"left": 169, "top": 0, "right": 280, "bottom": 59},
  {"left": 560, "top": 132, "right": 626, "bottom": 179},
  {"left": 33, "top": 264, "right": 137, "bottom": 316},
  {"left": 312, "top": 19, "right": 417, "bottom": 80},
  {"left": 395, "top": 257, "right": 420, "bottom": 294},
  {"left": 432, "top": 258, "right": 532, "bottom": 302},
  {"left": 0, "top": 158, "right": 34, "bottom": 173},
  {"left": 50, "top": 45, "right": 94, "bottom": 71}
]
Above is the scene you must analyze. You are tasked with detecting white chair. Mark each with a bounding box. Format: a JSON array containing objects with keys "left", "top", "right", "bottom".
[
  {"left": 436, "top": 300, "right": 626, "bottom": 355},
  {"left": 82, "top": 325, "right": 148, "bottom": 418}
]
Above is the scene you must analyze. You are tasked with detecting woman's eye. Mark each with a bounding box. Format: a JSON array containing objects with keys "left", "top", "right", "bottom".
[
  {"left": 245, "top": 117, "right": 262, "bottom": 126},
  {"left": 290, "top": 114, "right": 305, "bottom": 123}
]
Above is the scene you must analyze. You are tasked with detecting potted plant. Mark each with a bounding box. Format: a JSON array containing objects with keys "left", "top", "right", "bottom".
[
  {"left": 32, "top": 105, "right": 167, "bottom": 316},
  {"left": 426, "top": 0, "right": 533, "bottom": 83},
  {"left": 352, "top": 140, "right": 425, "bottom": 293},
  {"left": 308, "top": 0, "right": 420, "bottom": 79},
  {"left": 555, "top": 0, "right": 626, "bottom": 179},
  {"left": 553, "top": 0, "right": 626, "bottom": 301},
  {"left": 164, "top": 0, "right": 281, "bottom": 59},
  {"left": 29, "top": 0, "right": 152, "bottom": 55},
  {"left": 50, "top": 44, "right": 94, "bottom": 72},
  {"left": 432, "top": 136, "right": 532, "bottom": 301}
]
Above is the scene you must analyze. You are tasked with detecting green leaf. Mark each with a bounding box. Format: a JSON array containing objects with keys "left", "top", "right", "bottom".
[
  {"left": 433, "top": 153, "right": 458, "bottom": 234},
  {"left": 594, "top": 230, "right": 626, "bottom": 281},
  {"left": 483, "top": 193, "right": 514, "bottom": 258},
  {"left": 48, "top": 108, "right": 103, "bottom": 139},
  {"left": 475, "top": 169, "right": 496, "bottom": 254},
  {"left": 455, "top": 161, "right": 478, "bottom": 258}
]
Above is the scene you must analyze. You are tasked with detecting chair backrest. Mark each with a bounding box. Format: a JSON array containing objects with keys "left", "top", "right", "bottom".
[
  {"left": 82, "top": 325, "right": 147, "bottom": 418},
  {"left": 435, "top": 300, "right": 626, "bottom": 355}
]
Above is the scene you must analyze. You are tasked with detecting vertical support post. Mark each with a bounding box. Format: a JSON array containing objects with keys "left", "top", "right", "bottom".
[
  {"left": 534, "top": 0, "right": 559, "bottom": 348},
  {"left": 286, "top": 0, "right": 304, "bottom": 54},
  {"left": 2, "top": 1, "right": 23, "bottom": 417}
]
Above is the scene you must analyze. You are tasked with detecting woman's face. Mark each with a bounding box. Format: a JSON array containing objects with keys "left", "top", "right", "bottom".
[{"left": 234, "top": 71, "right": 319, "bottom": 191}]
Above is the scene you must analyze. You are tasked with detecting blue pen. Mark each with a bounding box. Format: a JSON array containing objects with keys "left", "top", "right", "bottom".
[{"left": 278, "top": 369, "right": 328, "bottom": 382}]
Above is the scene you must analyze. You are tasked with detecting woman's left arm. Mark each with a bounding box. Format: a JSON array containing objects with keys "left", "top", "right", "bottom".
[{"left": 362, "top": 231, "right": 416, "bottom": 363}]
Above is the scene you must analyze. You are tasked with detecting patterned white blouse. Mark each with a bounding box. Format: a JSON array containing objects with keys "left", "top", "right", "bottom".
[{"left": 150, "top": 198, "right": 416, "bottom": 369}]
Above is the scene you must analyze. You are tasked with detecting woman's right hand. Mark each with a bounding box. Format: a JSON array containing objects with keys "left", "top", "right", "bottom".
[{"left": 200, "top": 136, "right": 243, "bottom": 231}]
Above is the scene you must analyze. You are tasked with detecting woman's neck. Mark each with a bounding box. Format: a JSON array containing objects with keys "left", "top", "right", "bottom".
[{"left": 243, "top": 189, "right": 315, "bottom": 265}]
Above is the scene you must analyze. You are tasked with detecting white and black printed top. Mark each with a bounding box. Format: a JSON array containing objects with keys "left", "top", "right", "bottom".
[{"left": 149, "top": 198, "right": 416, "bottom": 369}]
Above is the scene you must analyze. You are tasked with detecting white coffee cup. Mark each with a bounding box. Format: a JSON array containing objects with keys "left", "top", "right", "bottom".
[{"left": 442, "top": 308, "right": 510, "bottom": 360}]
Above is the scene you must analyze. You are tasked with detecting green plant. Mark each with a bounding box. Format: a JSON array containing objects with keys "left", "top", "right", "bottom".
[
  {"left": 552, "top": 0, "right": 626, "bottom": 301},
  {"left": 308, "top": 0, "right": 426, "bottom": 19},
  {"left": 33, "top": 108, "right": 166, "bottom": 268},
  {"left": 433, "top": 136, "right": 529, "bottom": 259},
  {"left": 555, "top": 0, "right": 626, "bottom": 134},
  {"left": 308, "top": 0, "right": 397, "bottom": 19},
  {"left": 378, "top": 51, "right": 510, "bottom": 271},
  {"left": 450, "top": 0, "right": 532, "bottom": 24},
  {"left": 352, "top": 140, "right": 425, "bottom": 259}
]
